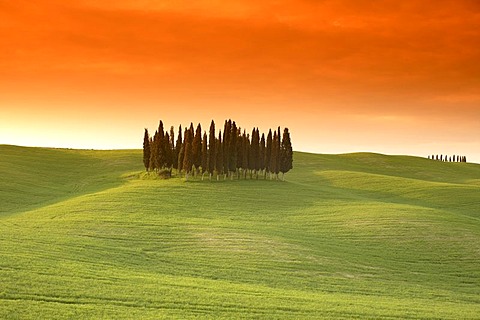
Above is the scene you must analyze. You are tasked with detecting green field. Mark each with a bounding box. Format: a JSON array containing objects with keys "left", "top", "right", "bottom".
[{"left": 1, "top": 144, "right": 479, "bottom": 319}]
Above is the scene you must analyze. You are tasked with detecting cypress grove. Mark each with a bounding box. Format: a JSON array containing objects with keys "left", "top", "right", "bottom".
[{"left": 143, "top": 119, "right": 294, "bottom": 181}]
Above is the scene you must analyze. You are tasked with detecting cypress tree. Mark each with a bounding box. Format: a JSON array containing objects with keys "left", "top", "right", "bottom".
[
  {"left": 236, "top": 128, "right": 244, "bottom": 177},
  {"left": 245, "top": 133, "right": 251, "bottom": 178},
  {"left": 192, "top": 123, "right": 202, "bottom": 175},
  {"left": 177, "top": 145, "right": 184, "bottom": 175},
  {"left": 207, "top": 120, "right": 216, "bottom": 179},
  {"left": 265, "top": 129, "right": 273, "bottom": 178},
  {"left": 201, "top": 132, "right": 208, "bottom": 179},
  {"left": 259, "top": 133, "right": 266, "bottom": 177},
  {"left": 143, "top": 128, "right": 151, "bottom": 172},
  {"left": 215, "top": 131, "right": 224, "bottom": 180},
  {"left": 164, "top": 132, "right": 173, "bottom": 171},
  {"left": 223, "top": 120, "right": 231, "bottom": 177},
  {"left": 276, "top": 126, "right": 281, "bottom": 174},
  {"left": 170, "top": 126, "right": 175, "bottom": 162},
  {"left": 229, "top": 121, "right": 238, "bottom": 177},
  {"left": 157, "top": 121, "right": 166, "bottom": 169},
  {"left": 280, "top": 128, "right": 293, "bottom": 180},
  {"left": 174, "top": 125, "right": 182, "bottom": 171},
  {"left": 270, "top": 131, "right": 279, "bottom": 180},
  {"left": 183, "top": 124, "right": 194, "bottom": 180},
  {"left": 249, "top": 128, "right": 259, "bottom": 178},
  {"left": 150, "top": 131, "right": 158, "bottom": 171}
]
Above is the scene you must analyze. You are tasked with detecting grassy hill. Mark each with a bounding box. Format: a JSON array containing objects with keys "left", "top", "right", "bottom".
[{"left": 1, "top": 145, "right": 479, "bottom": 319}]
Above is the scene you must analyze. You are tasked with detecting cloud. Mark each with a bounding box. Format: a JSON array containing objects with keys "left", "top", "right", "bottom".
[{"left": 1, "top": 0, "right": 479, "bottom": 115}]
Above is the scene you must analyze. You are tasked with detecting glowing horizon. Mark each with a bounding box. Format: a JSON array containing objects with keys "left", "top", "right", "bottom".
[{"left": 1, "top": 1, "right": 479, "bottom": 162}]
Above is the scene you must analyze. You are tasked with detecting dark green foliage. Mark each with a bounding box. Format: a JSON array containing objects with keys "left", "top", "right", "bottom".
[
  {"left": 193, "top": 123, "right": 202, "bottom": 172},
  {"left": 156, "top": 121, "right": 166, "bottom": 169},
  {"left": 149, "top": 132, "right": 158, "bottom": 171},
  {"left": 208, "top": 120, "right": 216, "bottom": 175},
  {"left": 223, "top": 120, "right": 231, "bottom": 174},
  {"left": 259, "top": 133, "right": 266, "bottom": 174},
  {"left": 250, "top": 128, "right": 260, "bottom": 175},
  {"left": 143, "top": 129, "right": 150, "bottom": 171},
  {"left": 201, "top": 132, "right": 208, "bottom": 174},
  {"left": 236, "top": 128, "right": 244, "bottom": 171},
  {"left": 169, "top": 126, "right": 175, "bottom": 160},
  {"left": 239, "top": 130, "right": 247, "bottom": 174},
  {"left": 276, "top": 127, "right": 281, "bottom": 172},
  {"left": 265, "top": 129, "right": 273, "bottom": 175},
  {"left": 270, "top": 131, "right": 279, "bottom": 178},
  {"left": 177, "top": 144, "right": 184, "bottom": 174},
  {"left": 228, "top": 121, "right": 238, "bottom": 174},
  {"left": 215, "top": 131, "right": 224, "bottom": 177},
  {"left": 144, "top": 119, "right": 293, "bottom": 181},
  {"left": 174, "top": 125, "right": 182, "bottom": 170},
  {"left": 280, "top": 128, "right": 293, "bottom": 177},
  {"left": 183, "top": 124, "right": 194, "bottom": 178},
  {"left": 164, "top": 132, "right": 173, "bottom": 169},
  {"left": 244, "top": 133, "right": 251, "bottom": 178}
]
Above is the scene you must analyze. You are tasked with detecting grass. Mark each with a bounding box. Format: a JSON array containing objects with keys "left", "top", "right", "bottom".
[{"left": 1, "top": 145, "right": 479, "bottom": 319}]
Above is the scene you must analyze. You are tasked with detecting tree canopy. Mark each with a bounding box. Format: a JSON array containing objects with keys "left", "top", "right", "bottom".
[{"left": 143, "top": 119, "right": 294, "bottom": 180}]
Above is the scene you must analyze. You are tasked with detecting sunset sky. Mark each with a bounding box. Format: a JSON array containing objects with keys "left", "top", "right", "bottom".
[{"left": 1, "top": 0, "right": 479, "bottom": 162}]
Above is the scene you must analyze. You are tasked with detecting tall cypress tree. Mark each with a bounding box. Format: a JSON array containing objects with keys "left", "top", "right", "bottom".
[
  {"left": 201, "top": 132, "right": 208, "bottom": 179},
  {"left": 178, "top": 127, "right": 188, "bottom": 174},
  {"left": 270, "top": 131, "right": 279, "bottom": 180},
  {"left": 280, "top": 128, "right": 293, "bottom": 180},
  {"left": 150, "top": 131, "right": 158, "bottom": 172},
  {"left": 164, "top": 132, "right": 173, "bottom": 171},
  {"left": 228, "top": 121, "right": 238, "bottom": 177},
  {"left": 223, "top": 120, "right": 231, "bottom": 176},
  {"left": 177, "top": 145, "right": 184, "bottom": 174},
  {"left": 143, "top": 128, "right": 151, "bottom": 172},
  {"left": 215, "top": 131, "right": 224, "bottom": 180},
  {"left": 207, "top": 120, "right": 216, "bottom": 179},
  {"left": 245, "top": 133, "right": 251, "bottom": 178},
  {"left": 259, "top": 133, "right": 266, "bottom": 177},
  {"left": 183, "top": 124, "right": 194, "bottom": 180},
  {"left": 236, "top": 128, "right": 244, "bottom": 175},
  {"left": 174, "top": 125, "right": 182, "bottom": 170},
  {"left": 156, "top": 121, "right": 165, "bottom": 169},
  {"left": 276, "top": 126, "right": 281, "bottom": 174},
  {"left": 265, "top": 129, "right": 273, "bottom": 178},
  {"left": 250, "top": 128, "right": 260, "bottom": 178},
  {"left": 170, "top": 126, "right": 175, "bottom": 162},
  {"left": 192, "top": 123, "right": 202, "bottom": 175}
]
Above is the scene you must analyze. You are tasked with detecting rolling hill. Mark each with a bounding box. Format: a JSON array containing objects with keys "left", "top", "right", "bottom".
[{"left": 1, "top": 145, "right": 479, "bottom": 319}]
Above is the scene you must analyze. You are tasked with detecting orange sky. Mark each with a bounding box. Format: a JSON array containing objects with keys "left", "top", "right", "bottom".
[{"left": 1, "top": 0, "right": 479, "bottom": 162}]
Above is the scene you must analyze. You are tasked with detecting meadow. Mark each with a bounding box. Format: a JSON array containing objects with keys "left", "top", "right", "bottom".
[{"left": 1, "top": 144, "right": 479, "bottom": 319}]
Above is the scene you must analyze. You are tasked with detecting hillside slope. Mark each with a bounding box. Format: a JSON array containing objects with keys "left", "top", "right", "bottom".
[
  {"left": 1, "top": 146, "right": 479, "bottom": 319},
  {"left": 0, "top": 145, "right": 143, "bottom": 215}
]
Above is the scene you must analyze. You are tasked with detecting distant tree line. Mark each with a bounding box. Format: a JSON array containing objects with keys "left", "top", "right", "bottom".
[
  {"left": 427, "top": 154, "right": 467, "bottom": 163},
  {"left": 143, "top": 119, "right": 293, "bottom": 181}
]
